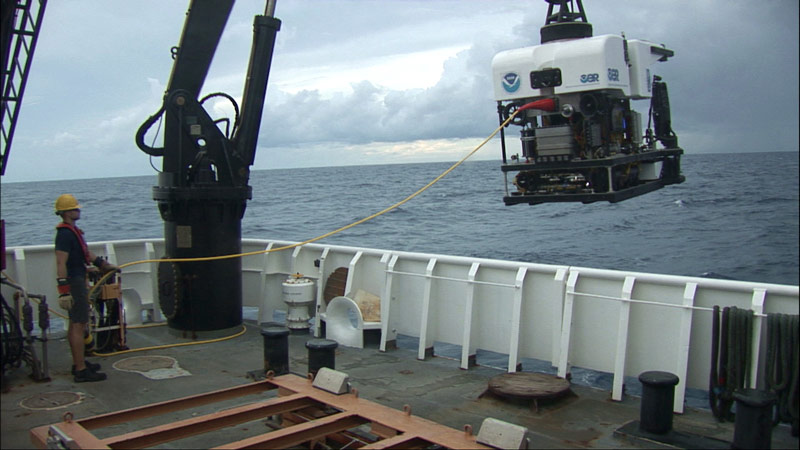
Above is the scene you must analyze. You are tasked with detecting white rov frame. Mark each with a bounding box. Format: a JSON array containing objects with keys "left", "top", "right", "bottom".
[{"left": 4, "top": 238, "right": 798, "bottom": 413}]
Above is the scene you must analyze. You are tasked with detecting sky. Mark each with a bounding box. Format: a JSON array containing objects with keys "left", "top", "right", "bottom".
[{"left": 2, "top": 0, "right": 798, "bottom": 183}]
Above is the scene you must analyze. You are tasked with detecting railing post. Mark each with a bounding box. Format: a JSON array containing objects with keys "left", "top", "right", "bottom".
[
  {"left": 418, "top": 258, "right": 437, "bottom": 360},
  {"left": 379, "top": 254, "right": 399, "bottom": 352},
  {"left": 612, "top": 276, "right": 635, "bottom": 401},
  {"left": 557, "top": 270, "right": 580, "bottom": 378},
  {"left": 460, "top": 262, "right": 480, "bottom": 369},
  {"left": 508, "top": 267, "right": 527, "bottom": 373}
]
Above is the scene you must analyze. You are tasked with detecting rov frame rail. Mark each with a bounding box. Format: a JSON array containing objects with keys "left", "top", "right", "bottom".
[{"left": 500, "top": 147, "right": 685, "bottom": 206}]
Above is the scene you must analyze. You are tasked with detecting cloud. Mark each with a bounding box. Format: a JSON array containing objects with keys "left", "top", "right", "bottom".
[
  {"left": 2, "top": 0, "right": 797, "bottom": 183},
  {"left": 257, "top": 38, "right": 507, "bottom": 150}
]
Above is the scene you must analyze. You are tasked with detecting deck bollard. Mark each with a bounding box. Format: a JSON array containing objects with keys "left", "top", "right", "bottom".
[
  {"left": 306, "top": 338, "right": 338, "bottom": 379},
  {"left": 261, "top": 325, "right": 290, "bottom": 375},
  {"left": 638, "top": 371, "right": 680, "bottom": 434},
  {"left": 732, "top": 389, "right": 776, "bottom": 449}
]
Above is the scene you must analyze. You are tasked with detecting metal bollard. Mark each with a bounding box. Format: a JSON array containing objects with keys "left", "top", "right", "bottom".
[
  {"left": 261, "top": 325, "right": 290, "bottom": 375},
  {"left": 732, "top": 389, "right": 776, "bottom": 449},
  {"left": 305, "top": 338, "right": 338, "bottom": 379},
  {"left": 638, "top": 371, "right": 680, "bottom": 434}
]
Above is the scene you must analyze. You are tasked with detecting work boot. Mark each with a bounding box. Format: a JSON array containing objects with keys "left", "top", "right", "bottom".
[
  {"left": 71, "top": 360, "right": 101, "bottom": 375},
  {"left": 74, "top": 368, "right": 107, "bottom": 383}
]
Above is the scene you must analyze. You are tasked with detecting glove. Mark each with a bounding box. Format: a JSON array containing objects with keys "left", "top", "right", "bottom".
[
  {"left": 57, "top": 278, "right": 73, "bottom": 310},
  {"left": 101, "top": 263, "right": 119, "bottom": 274},
  {"left": 59, "top": 293, "right": 74, "bottom": 310},
  {"left": 93, "top": 257, "right": 119, "bottom": 274}
]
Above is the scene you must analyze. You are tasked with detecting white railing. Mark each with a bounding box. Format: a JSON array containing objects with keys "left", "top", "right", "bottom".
[{"left": 3, "top": 238, "right": 798, "bottom": 413}]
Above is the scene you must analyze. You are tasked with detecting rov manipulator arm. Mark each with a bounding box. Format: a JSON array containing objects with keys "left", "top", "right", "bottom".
[{"left": 134, "top": 0, "right": 281, "bottom": 333}]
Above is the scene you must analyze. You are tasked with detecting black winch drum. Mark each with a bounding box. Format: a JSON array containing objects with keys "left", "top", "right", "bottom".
[{"left": 154, "top": 182, "right": 250, "bottom": 333}]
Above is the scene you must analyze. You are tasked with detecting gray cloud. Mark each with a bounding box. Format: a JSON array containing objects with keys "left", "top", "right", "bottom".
[
  {"left": 256, "top": 0, "right": 799, "bottom": 158},
  {"left": 2, "top": 0, "right": 797, "bottom": 182}
]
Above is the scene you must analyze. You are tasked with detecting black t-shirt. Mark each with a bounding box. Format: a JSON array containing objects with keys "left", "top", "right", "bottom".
[{"left": 55, "top": 227, "right": 88, "bottom": 278}]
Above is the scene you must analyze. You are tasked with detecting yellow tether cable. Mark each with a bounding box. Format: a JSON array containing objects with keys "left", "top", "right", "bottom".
[
  {"left": 95, "top": 108, "right": 523, "bottom": 288},
  {"left": 91, "top": 324, "right": 247, "bottom": 357},
  {"left": 40, "top": 108, "right": 526, "bottom": 356}
]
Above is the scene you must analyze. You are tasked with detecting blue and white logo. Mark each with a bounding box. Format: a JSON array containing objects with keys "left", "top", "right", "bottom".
[
  {"left": 502, "top": 72, "right": 521, "bottom": 93},
  {"left": 580, "top": 73, "right": 600, "bottom": 83}
]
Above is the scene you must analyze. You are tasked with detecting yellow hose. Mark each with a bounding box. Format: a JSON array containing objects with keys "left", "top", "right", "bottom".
[
  {"left": 12, "top": 110, "right": 522, "bottom": 356},
  {"left": 91, "top": 324, "right": 248, "bottom": 357},
  {"left": 95, "top": 109, "right": 522, "bottom": 286}
]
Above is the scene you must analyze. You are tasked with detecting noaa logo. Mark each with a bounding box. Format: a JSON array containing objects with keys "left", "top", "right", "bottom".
[{"left": 502, "top": 72, "right": 521, "bottom": 92}]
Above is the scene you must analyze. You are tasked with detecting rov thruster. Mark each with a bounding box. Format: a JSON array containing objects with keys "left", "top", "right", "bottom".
[{"left": 493, "top": 0, "right": 685, "bottom": 205}]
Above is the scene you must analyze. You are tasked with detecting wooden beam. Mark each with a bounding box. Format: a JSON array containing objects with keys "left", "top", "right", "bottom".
[
  {"left": 78, "top": 380, "right": 278, "bottom": 430},
  {"left": 31, "top": 375, "right": 488, "bottom": 450},
  {"left": 102, "top": 393, "right": 316, "bottom": 449},
  {"left": 214, "top": 411, "right": 366, "bottom": 449}
]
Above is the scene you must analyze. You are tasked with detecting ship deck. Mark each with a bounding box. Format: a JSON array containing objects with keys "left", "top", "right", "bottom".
[{"left": 2, "top": 320, "right": 797, "bottom": 449}]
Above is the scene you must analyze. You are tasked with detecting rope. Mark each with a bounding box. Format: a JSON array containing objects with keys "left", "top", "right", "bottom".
[
  {"left": 766, "top": 312, "right": 799, "bottom": 428},
  {"left": 8, "top": 106, "right": 529, "bottom": 356},
  {"left": 709, "top": 305, "right": 721, "bottom": 417},
  {"left": 710, "top": 305, "right": 753, "bottom": 421},
  {"left": 90, "top": 324, "right": 247, "bottom": 357},
  {"left": 88, "top": 106, "right": 526, "bottom": 295}
]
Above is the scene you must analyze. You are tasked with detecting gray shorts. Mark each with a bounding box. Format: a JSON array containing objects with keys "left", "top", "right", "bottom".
[{"left": 68, "top": 277, "right": 89, "bottom": 324}]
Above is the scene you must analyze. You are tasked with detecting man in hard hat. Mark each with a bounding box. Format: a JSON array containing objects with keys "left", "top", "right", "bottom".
[{"left": 54, "top": 194, "right": 117, "bottom": 382}]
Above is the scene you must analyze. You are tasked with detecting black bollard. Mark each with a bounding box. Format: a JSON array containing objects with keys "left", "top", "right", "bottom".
[
  {"left": 638, "top": 371, "right": 680, "bottom": 434},
  {"left": 261, "top": 325, "right": 290, "bottom": 375},
  {"left": 732, "top": 389, "right": 776, "bottom": 449},
  {"left": 306, "top": 338, "right": 338, "bottom": 378}
]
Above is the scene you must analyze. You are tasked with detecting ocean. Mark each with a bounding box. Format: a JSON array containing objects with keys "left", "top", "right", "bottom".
[{"left": 2, "top": 151, "right": 798, "bottom": 286}]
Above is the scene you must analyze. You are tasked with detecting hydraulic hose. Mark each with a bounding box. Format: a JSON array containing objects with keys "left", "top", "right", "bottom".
[
  {"left": 1, "top": 292, "right": 24, "bottom": 371},
  {"left": 91, "top": 324, "right": 247, "bottom": 357},
  {"left": 135, "top": 106, "right": 166, "bottom": 157}
]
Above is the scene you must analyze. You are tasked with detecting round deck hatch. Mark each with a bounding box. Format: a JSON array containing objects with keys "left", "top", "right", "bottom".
[{"left": 20, "top": 391, "right": 83, "bottom": 410}]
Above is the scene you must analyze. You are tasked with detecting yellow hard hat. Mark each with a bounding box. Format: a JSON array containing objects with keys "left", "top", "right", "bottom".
[{"left": 54, "top": 194, "right": 81, "bottom": 214}]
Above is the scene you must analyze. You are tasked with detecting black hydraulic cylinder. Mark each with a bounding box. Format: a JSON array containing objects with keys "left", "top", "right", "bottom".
[
  {"left": 638, "top": 371, "right": 680, "bottom": 434},
  {"left": 306, "top": 338, "right": 338, "bottom": 378},
  {"left": 261, "top": 325, "right": 290, "bottom": 375},
  {"left": 732, "top": 389, "right": 776, "bottom": 449},
  {"left": 234, "top": 14, "right": 282, "bottom": 166}
]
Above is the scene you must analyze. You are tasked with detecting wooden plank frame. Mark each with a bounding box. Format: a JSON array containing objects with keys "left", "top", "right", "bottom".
[{"left": 31, "top": 374, "right": 488, "bottom": 449}]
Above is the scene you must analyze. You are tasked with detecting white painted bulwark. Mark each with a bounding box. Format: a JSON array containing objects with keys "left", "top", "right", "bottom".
[{"left": 3, "top": 238, "right": 798, "bottom": 413}]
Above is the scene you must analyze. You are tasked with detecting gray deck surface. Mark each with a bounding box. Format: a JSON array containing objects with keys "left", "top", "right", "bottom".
[{"left": 2, "top": 321, "right": 797, "bottom": 449}]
